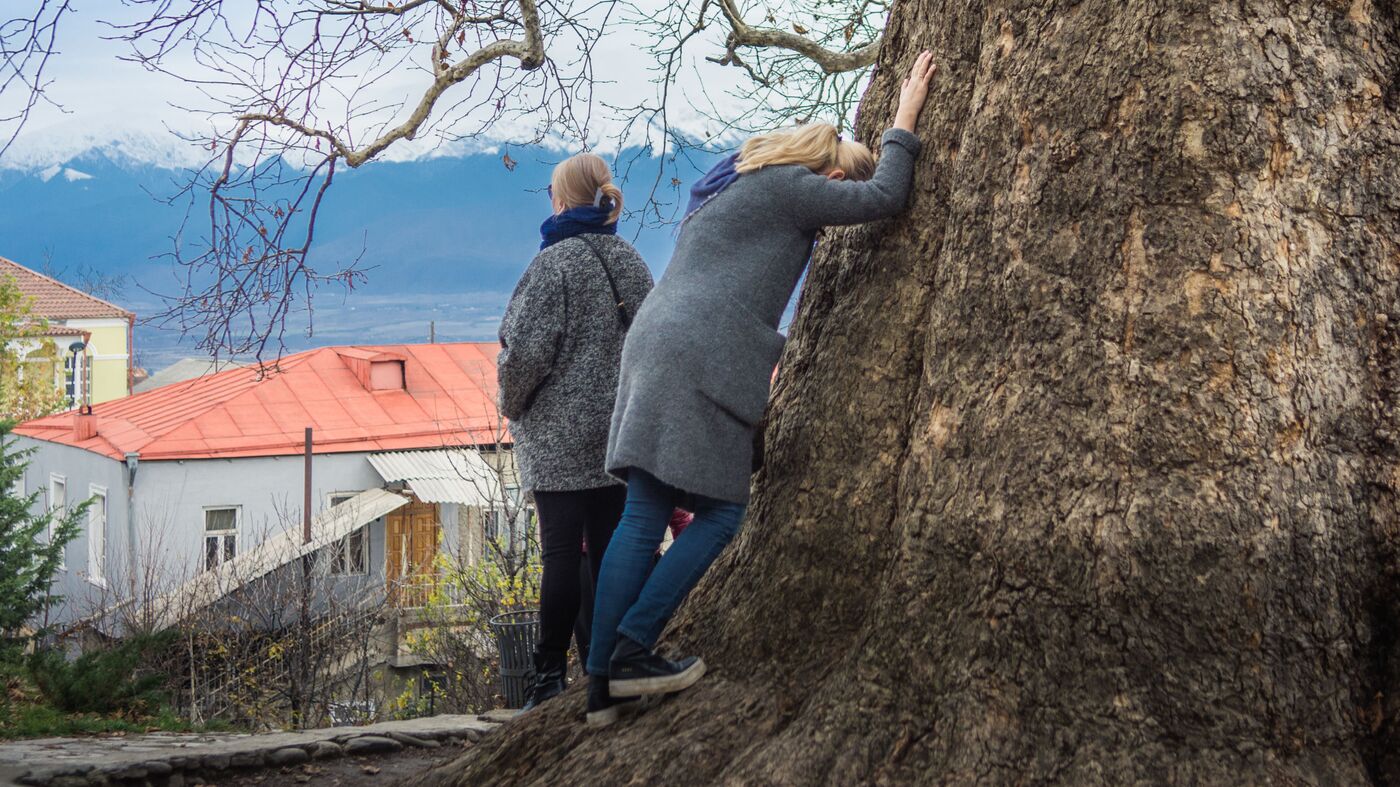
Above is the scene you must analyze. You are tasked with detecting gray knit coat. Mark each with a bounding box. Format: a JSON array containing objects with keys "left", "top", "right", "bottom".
[
  {"left": 498, "top": 234, "right": 654, "bottom": 492},
  {"left": 606, "top": 128, "right": 923, "bottom": 503}
]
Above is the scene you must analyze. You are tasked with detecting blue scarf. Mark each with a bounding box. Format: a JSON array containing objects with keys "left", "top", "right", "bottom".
[
  {"left": 540, "top": 204, "right": 617, "bottom": 249},
  {"left": 684, "top": 152, "right": 741, "bottom": 222}
]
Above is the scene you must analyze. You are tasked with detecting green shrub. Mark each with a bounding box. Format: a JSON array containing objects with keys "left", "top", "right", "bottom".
[{"left": 27, "top": 632, "right": 177, "bottom": 715}]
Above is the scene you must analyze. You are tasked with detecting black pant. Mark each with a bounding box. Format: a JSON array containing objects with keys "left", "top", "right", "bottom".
[
  {"left": 574, "top": 554, "right": 595, "bottom": 665},
  {"left": 533, "top": 485, "right": 627, "bottom": 660}
]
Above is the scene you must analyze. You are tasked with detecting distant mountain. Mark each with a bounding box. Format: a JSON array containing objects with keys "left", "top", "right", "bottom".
[{"left": 0, "top": 148, "right": 712, "bottom": 369}]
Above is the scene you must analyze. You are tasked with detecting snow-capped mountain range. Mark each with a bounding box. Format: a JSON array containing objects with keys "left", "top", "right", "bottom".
[
  {"left": 1, "top": 126, "right": 219, "bottom": 174},
  {"left": 37, "top": 166, "right": 93, "bottom": 183},
  {"left": 0, "top": 144, "right": 708, "bottom": 369}
]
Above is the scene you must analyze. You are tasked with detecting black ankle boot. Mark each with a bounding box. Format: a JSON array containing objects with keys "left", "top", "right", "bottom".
[
  {"left": 607, "top": 637, "right": 706, "bottom": 698},
  {"left": 584, "top": 675, "right": 640, "bottom": 728},
  {"left": 521, "top": 651, "right": 567, "bottom": 711}
]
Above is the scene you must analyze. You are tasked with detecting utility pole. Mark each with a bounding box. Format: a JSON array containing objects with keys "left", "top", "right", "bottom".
[
  {"left": 429, "top": 321, "right": 436, "bottom": 344},
  {"left": 303, "top": 427, "right": 312, "bottom": 544},
  {"left": 297, "top": 426, "right": 313, "bottom": 726}
]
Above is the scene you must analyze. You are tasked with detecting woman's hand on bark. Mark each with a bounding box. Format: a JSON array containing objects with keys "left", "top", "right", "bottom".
[{"left": 894, "top": 51, "right": 937, "bottom": 133}]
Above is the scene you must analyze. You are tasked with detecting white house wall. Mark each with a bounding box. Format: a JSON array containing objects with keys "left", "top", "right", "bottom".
[
  {"left": 12, "top": 438, "right": 463, "bottom": 627},
  {"left": 11, "top": 438, "right": 127, "bottom": 624},
  {"left": 135, "top": 452, "right": 385, "bottom": 571}
]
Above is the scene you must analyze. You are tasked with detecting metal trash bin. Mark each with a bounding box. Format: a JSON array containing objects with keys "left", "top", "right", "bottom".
[{"left": 489, "top": 609, "right": 540, "bottom": 709}]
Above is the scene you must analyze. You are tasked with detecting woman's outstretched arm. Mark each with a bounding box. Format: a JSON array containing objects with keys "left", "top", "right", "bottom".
[
  {"left": 893, "top": 51, "right": 937, "bottom": 134},
  {"left": 785, "top": 51, "right": 938, "bottom": 230}
]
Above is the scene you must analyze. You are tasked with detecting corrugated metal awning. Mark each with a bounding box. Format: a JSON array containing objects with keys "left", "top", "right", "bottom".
[
  {"left": 142, "top": 488, "right": 409, "bottom": 631},
  {"left": 368, "top": 449, "right": 503, "bottom": 506}
]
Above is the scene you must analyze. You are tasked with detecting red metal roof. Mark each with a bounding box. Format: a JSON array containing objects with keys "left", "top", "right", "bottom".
[
  {"left": 0, "top": 257, "right": 134, "bottom": 319},
  {"left": 15, "top": 342, "right": 506, "bottom": 460}
]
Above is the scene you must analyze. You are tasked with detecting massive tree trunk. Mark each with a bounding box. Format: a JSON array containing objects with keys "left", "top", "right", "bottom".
[{"left": 424, "top": 1, "right": 1400, "bottom": 782}]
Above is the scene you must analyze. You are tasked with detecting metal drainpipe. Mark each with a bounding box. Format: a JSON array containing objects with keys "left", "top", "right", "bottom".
[{"left": 124, "top": 452, "right": 139, "bottom": 601}]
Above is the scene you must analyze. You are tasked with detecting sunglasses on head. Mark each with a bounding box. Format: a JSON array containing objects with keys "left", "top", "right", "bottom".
[{"left": 547, "top": 184, "right": 609, "bottom": 207}]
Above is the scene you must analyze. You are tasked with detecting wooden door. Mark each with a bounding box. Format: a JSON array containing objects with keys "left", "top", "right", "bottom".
[{"left": 386, "top": 499, "right": 440, "bottom": 606}]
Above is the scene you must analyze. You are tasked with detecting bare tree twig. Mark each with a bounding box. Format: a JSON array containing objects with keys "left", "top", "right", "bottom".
[
  {"left": 603, "top": 0, "right": 888, "bottom": 233},
  {"left": 111, "top": 0, "right": 596, "bottom": 361},
  {"left": 6, "top": 0, "right": 892, "bottom": 359},
  {"left": 0, "top": 1, "right": 72, "bottom": 160}
]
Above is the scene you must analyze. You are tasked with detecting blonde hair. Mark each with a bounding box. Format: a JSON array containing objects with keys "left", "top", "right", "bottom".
[
  {"left": 551, "top": 152, "right": 623, "bottom": 223},
  {"left": 736, "top": 123, "right": 876, "bottom": 181}
]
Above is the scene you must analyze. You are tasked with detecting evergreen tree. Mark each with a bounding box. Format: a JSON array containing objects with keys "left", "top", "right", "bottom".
[{"left": 0, "top": 422, "right": 83, "bottom": 659}]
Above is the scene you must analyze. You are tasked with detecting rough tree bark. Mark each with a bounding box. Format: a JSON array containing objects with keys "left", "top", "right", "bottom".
[{"left": 422, "top": 0, "right": 1400, "bottom": 783}]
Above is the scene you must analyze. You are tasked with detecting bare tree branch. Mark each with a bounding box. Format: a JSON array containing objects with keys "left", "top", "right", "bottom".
[
  {"left": 712, "top": 0, "right": 879, "bottom": 75},
  {"left": 601, "top": 0, "right": 888, "bottom": 233},
  {"left": 5, "top": 0, "right": 893, "bottom": 358},
  {"left": 0, "top": 1, "right": 72, "bottom": 160},
  {"left": 110, "top": 0, "right": 596, "bottom": 361},
  {"left": 239, "top": 0, "right": 544, "bottom": 168}
]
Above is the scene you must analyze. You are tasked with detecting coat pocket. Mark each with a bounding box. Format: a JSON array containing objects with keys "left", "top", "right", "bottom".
[{"left": 696, "top": 301, "right": 786, "bottom": 427}]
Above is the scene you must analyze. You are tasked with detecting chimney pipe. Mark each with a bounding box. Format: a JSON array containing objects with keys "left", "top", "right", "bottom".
[{"left": 73, "top": 405, "right": 97, "bottom": 440}]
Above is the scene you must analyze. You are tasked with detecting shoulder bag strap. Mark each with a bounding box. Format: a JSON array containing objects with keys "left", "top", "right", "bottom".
[{"left": 579, "top": 235, "right": 632, "bottom": 331}]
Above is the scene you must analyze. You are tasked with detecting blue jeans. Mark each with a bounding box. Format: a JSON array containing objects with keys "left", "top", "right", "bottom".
[{"left": 586, "top": 469, "right": 746, "bottom": 676}]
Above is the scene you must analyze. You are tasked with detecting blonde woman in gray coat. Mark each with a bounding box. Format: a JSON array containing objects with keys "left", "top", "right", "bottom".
[
  {"left": 497, "top": 152, "right": 653, "bottom": 711},
  {"left": 585, "top": 52, "right": 938, "bottom": 727}
]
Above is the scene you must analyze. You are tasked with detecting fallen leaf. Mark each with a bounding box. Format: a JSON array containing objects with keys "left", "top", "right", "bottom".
[{"left": 362, "top": 764, "right": 382, "bottom": 775}]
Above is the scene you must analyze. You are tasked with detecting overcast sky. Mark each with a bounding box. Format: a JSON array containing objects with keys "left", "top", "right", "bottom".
[{"left": 3, "top": 2, "right": 758, "bottom": 170}]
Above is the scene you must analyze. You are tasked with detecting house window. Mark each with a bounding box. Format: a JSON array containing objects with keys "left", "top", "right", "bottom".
[
  {"left": 484, "top": 508, "right": 503, "bottom": 543},
  {"left": 329, "top": 493, "right": 356, "bottom": 508},
  {"left": 204, "top": 507, "right": 238, "bottom": 571},
  {"left": 48, "top": 474, "right": 66, "bottom": 569},
  {"left": 62, "top": 352, "right": 90, "bottom": 410},
  {"left": 483, "top": 501, "right": 533, "bottom": 555},
  {"left": 327, "top": 494, "right": 367, "bottom": 575},
  {"left": 330, "top": 528, "right": 369, "bottom": 576},
  {"left": 88, "top": 486, "right": 107, "bottom": 586}
]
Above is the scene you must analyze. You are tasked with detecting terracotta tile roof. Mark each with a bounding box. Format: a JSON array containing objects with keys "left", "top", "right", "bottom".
[
  {"left": 42, "top": 325, "right": 91, "bottom": 338},
  {"left": 15, "top": 342, "right": 506, "bottom": 460},
  {"left": 0, "top": 256, "right": 133, "bottom": 319}
]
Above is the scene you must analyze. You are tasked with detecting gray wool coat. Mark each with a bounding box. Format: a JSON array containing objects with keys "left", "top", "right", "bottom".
[
  {"left": 606, "top": 128, "right": 923, "bottom": 503},
  {"left": 498, "top": 234, "right": 654, "bottom": 492}
]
